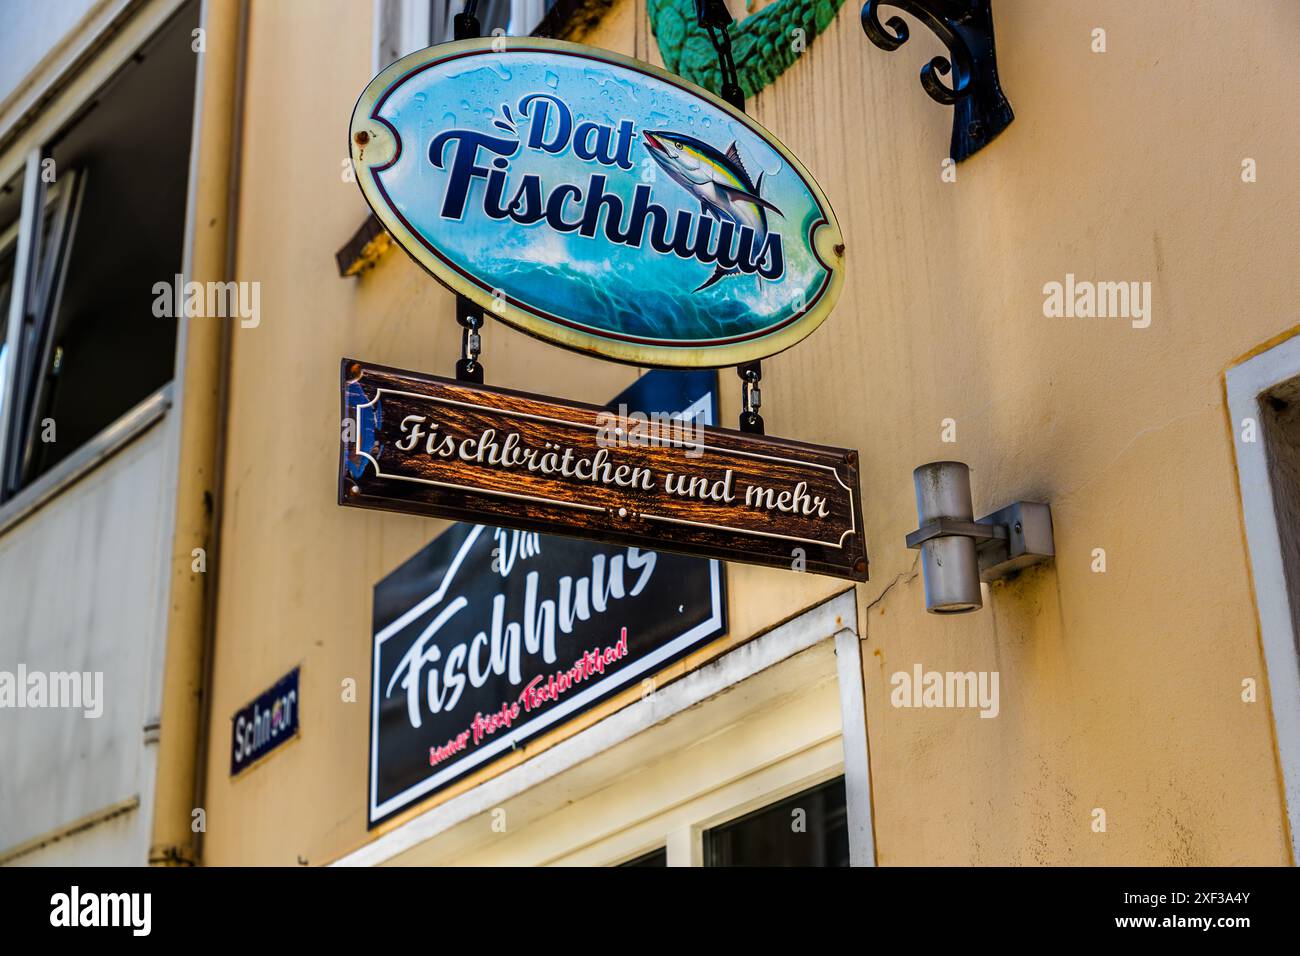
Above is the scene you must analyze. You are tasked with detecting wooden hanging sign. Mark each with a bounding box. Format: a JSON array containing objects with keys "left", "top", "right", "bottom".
[{"left": 339, "top": 359, "right": 867, "bottom": 581}]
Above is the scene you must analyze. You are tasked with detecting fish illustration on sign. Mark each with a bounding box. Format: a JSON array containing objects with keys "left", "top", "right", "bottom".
[
  {"left": 350, "top": 37, "right": 845, "bottom": 368},
  {"left": 642, "top": 130, "right": 784, "bottom": 292}
]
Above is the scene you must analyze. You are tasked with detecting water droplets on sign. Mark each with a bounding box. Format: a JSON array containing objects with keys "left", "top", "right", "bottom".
[{"left": 349, "top": 38, "right": 845, "bottom": 368}]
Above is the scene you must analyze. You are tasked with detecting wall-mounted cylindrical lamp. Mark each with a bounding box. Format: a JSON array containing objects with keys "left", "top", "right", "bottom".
[
  {"left": 912, "top": 461, "right": 983, "bottom": 612},
  {"left": 906, "top": 461, "right": 1055, "bottom": 614}
]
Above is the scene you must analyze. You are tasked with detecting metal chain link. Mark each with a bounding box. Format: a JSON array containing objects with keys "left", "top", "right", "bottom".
[
  {"left": 450, "top": 2, "right": 486, "bottom": 382},
  {"left": 694, "top": 2, "right": 764, "bottom": 431},
  {"left": 696, "top": 0, "right": 744, "bottom": 109},
  {"left": 454, "top": 0, "right": 481, "bottom": 42}
]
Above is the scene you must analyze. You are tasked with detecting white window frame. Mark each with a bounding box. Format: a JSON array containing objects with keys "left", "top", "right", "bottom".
[
  {"left": 373, "top": 0, "right": 432, "bottom": 74},
  {"left": 0, "top": 0, "right": 191, "bottom": 521},
  {"left": 2, "top": 165, "right": 87, "bottom": 497},
  {"left": 0, "top": 149, "right": 41, "bottom": 492},
  {"left": 635, "top": 622, "right": 874, "bottom": 868},
  {"left": 333, "top": 589, "right": 876, "bottom": 867},
  {"left": 1226, "top": 335, "right": 1300, "bottom": 863},
  {"left": 649, "top": 755, "right": 854, "bottom": 868}
]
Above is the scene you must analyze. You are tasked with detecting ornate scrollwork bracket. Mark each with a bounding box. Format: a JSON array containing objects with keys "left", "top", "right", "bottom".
[{"left": 861, "top": 0, "right": 1014, "bottom": 161}]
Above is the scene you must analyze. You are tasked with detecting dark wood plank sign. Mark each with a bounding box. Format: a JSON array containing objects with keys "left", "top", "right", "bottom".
[{"left": 339, "top": 359, "right": 868, "bottom": 581}]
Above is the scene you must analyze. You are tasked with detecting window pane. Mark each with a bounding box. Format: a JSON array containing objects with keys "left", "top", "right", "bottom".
[
  {"left": 10, "top": 0, "right": 197, "bottom": 488},
  {"left": 0, "top": 251, "right": 12, "bottom": 428},
  {"left": 378, "top": 0, "right": 406, "bottom": 66},
  {"left": 509, "top": 0, "right": 551, "bottom": 35},
  {"left": 704, "top": 777, "right": 850, "bottom": 867},
  {"left": 618, "top": 847, "right": 667, "bottom": 867},
  {"left": 0, "top": 169, "right": 22, "bottom": 453},
  {"left": 477, "top": 0, "right": 510, "bottom": 34}
]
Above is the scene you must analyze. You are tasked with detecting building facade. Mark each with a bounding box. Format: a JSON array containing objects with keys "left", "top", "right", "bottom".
[
  {"left": 2, "top": 0, "right": 1298, "bottom": 867},
  {"left": 0, "top": 0, "right": 231, "bottom": 865}
]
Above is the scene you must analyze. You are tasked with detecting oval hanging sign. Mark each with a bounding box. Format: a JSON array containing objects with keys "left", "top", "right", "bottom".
[{"left": 350, "top": 38, "right": 845, "bottom": 368}]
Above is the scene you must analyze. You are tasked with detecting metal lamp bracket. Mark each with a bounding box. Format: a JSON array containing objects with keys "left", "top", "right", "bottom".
[
  {"left": 860, "top": 0, "right": 1014, "bottom": 161},
  {"left": 906, "top": 500, "right": 1053, "bottom": 582}
]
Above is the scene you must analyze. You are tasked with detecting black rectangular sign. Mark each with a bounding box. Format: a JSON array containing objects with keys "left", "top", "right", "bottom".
[
  {"left": 368, "top": 371, "right": 727, "bottom": 825},
  {"left": 230, "top": 667, "right": 300, "bottom": 777}
]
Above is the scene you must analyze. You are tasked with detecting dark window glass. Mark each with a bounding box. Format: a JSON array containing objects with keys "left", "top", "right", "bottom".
[
  {"left": 618, "top": 847, "right": 667, "bottom": 867},
  {"left": 704, "top": 777, "right": 850, "bottom": 867}
]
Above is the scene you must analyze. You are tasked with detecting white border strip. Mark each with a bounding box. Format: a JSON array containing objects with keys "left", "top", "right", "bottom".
[
  {"left": 338, "top": 588, "right": 858, "bottom": 866},
  {"left": 367, "top": 528, "right": 725, "bottom": 822},
  {"left": 834, "top": 624, "right": 876, "bottom": 866},
  {"left": 0, "top": 384, "right": 171, "bottom": 537},
  {"left": 1226, "top": 337, "right": 1300, "bottom": 862}
]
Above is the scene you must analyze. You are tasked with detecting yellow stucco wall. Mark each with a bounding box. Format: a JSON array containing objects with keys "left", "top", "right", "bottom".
[{"left": 200, "top": 0, "right": 1297, "bottom": 865}]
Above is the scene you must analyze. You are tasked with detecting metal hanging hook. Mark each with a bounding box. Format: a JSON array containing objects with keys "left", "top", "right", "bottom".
[
  {"left": 738, "top": 361, "right": 763, "bottom": 434},
  {"left": 693, "top": 2, "right": 768, "bottom": 433},
  {"left": 455, "top": 297, "right": 485, "bottom": 384},
  {"left": 450, "top": 3, "right": 484, "bottom": 384}
]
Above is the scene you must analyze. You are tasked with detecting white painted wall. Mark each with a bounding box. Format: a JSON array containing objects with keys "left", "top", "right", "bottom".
[
  {"left": 0, "top": 0, "right": 102, "bottom": 111},
  {"left": 0, "top": 421, "right": 172, "bottom": 863},
  {"left": 9, "top": 799, "right": 150, "bottom": 866}
]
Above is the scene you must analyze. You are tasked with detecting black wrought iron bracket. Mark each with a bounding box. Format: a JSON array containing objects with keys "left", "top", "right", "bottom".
[{"left": 860, "top": 0, "right": 1014, "bottom": 161}]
